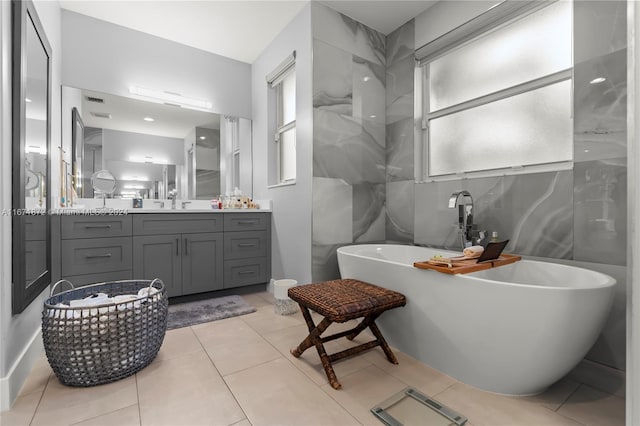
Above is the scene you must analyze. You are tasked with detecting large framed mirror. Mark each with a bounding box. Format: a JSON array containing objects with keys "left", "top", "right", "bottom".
[
  {"left": 12, "top": 0, "right": 52, "bottom": 313},
  {"left": 62, "top": 86, "right": 253, "bottom": 202}
]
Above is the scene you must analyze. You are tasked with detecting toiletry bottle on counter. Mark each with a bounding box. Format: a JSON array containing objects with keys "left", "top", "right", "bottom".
[{"left": 490, "top": 231, "right": 499, "bottom": 242}]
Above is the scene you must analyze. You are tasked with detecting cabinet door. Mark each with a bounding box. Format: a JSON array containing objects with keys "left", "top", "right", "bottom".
[
  {"left": 181, "top": 233, "right": 223, "bottom": 295},
  {"left": 133, "top": 234, "right": 182, "bottom": 297}
]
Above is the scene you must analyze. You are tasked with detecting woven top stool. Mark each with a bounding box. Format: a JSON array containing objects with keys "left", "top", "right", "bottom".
[{"left": 288, "top": 279, "right": 406, "bottom": 389}]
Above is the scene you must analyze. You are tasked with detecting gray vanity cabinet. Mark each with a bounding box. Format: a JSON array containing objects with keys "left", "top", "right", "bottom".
[
  {"left": 55, "top": 212, "right": 270, "bottom": 296},
  {"left": 132, "top": 234, "right": 182, "bottom": 297},
  {"left": 223, "top": 213, "right": 270, "bottom": 289},
  {"left": 58, "top": 216, "right": 133, "bottom": 287},
  {"left": 132, "top": 214, "right": 223, "bottom": 297}
]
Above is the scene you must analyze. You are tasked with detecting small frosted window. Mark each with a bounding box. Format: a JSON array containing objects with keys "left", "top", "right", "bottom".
[
  {"left": 428, "top": 80, "right": 572, "bottom": 176},
  {"left": 280, "top": 70, "right": 296, "bottom": 126},
  {"left": 429, "top": 1, "right": 571, "bottom": 111},
  {"left": 280, "top": 128, "right": 296, "bottom": 182}
]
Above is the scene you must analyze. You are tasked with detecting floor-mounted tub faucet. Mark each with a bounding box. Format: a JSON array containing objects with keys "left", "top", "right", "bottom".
[{"left": 448, "top": 190, "right": 484, "bottom": 250}]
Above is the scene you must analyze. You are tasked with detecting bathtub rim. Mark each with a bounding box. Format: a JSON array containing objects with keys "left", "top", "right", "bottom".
[{"left": 337, "top": 243, "right": 616, "bottom": 291}]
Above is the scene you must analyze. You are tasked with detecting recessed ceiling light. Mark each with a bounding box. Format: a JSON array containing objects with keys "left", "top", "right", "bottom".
[
  {"left": 199, "top": 136, "right": 206, "bottom": 140},
  {"left": 584, "top": 149, "right": 590, "bottom": 153},
  {"left": 589, "top": 77, "right": 606, "bottom": 84},
  {"left": 363, "top": 76, "right": 371, "bottom": 82},
  {"left": 143, "top": 117, "right": 155, "bottom": 122},
  {"left": 370, "top": 115, "right": 377, "bottom": 118},
  {"left": 25, "top": 98, "right": 32, "bottom": 103}
]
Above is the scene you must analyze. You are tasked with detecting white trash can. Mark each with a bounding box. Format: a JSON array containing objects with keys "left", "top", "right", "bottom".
[{"left": 274, "top": 279, "right": 298, "bottom": 315}]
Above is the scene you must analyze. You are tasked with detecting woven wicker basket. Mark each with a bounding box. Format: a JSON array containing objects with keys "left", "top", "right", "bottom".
[{"left": 42, "top": 279, "right": 168, "bottom": 387}]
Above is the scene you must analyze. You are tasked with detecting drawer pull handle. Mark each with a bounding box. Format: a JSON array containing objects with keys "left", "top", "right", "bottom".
[
  {"left": 184, "top": 238, "right": 188, "bottom": 256},
  {"left": 238, "top": 270, "right": 255, "bottom": 275},
  {"left": 85, "top": 253, "right": 112, "bottom": 259},
  {"left": 237, "top": 220, "right": 258, "bottom": 225},
  {"left": 238, "top": 243, "right": 255, "bottom": 248},
  {"left": 84, "top": 225, "right": 112, "bottom": 229},
  {"left": 176, "top": 238, "right": 180, "bottom": 256}
]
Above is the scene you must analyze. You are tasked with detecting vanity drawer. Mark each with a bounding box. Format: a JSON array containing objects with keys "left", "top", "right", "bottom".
[
  {"left": 224, "top": 231, "right": 267, "bottom": 260},
  {"left": 61, "top": 215, "right": 132, "bottom": 239},
  {"left": 62, "top": 237, "right": 132, "bottom": 276},
  {"left": 133, "top": 214, "right": 223, "bottom": 235},
  {"left": 223, "top": 258, "right": 267, "bottom": 288},
  {"left": 224, "top": 213, "right": 268, "bottom": 232}
]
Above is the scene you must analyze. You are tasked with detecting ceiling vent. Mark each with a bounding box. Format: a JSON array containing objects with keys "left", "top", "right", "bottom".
[
  {"left": 90, "top": 111, "right": 112, "bottom": 119},
  {"left": 85, "top": 96, "right": 105, "bottom": 104}
]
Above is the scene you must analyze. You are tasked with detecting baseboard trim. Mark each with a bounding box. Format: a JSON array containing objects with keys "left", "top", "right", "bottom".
[{"left": 0, "top": 327, "right": 43, "bottom": 412}]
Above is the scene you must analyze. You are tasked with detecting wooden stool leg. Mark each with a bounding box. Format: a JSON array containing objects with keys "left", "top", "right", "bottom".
[
  {"left": 368, "top": 319, "right": 399, "bottom": 364},
  {"left": 291, "top": 317, "right": 332, "bottom": 357},
  {"left": 290, "top": 306, "right": 342, "bottom": 389},
  {"left": 346, "top": 313, "right": 380, "bottom": 340}
]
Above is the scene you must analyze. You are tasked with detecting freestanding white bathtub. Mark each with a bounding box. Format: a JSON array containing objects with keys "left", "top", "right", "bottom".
[{"left": 337, "top": 244, "right": 616, "bottom": 396}]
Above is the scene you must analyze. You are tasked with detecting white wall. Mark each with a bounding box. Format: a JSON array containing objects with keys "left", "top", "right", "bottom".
[
  {"left": 61, "top": 10, "right": 251, "bottom": 119},
  {"left": 252, "top": 4, "right": 313, "bottom": 285},
  {"left": 0, "top": 0, "right": 62, "bottom": 411},
  {"left": 102, "top": 129, "right": 184, "bottom": 166}
]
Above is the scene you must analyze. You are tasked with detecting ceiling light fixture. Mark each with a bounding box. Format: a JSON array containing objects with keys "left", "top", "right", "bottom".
[
  {"left": 199, "top": 136, "right": 206, "bottom": 140},
  {"left": 363, "top": 76, "right": 371, "bottom": 82},
  {"left": 130, "top": 86, "right": 212, "bottom": 110},
  {"left": 25, "top": 98, "right": 32, "bottom": 103},
  {"left": 589, "top": 77, "right": 606, "bottom": 84},
  {"left": 143, "top": 117, "right": 155, "bottom": 122}
]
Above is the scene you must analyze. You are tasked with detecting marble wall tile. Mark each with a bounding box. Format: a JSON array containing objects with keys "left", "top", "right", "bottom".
[
  {"left": 386, "top": 180, "right": 414, "bottom": 243},
  {"left": 312, "top": 243, "right": 345, "bottom": 282},
  {"left": 353, "top": 56, "right": 386, "bottom": 124},
  {"left": 353, "top": 183, "right": 385, "bottom": 242},
  {"left": 386, "top": 19, "right": 415, "bottom": 64},
  {"left": 386, "top": 118, "right": 414, "bottom": 182},
  {"left": 574, "top": 159, "right": 627, "bottom": 266},
  {"left": 414, "top": 171, "right": 574, "bottom": 258},
  {"left": 312, "top": 177, "right": 353, "bottom": 245},
  {"left": 386, "top": 55, "right": 415, "bottom": 108},
  {"left": 574, "top": 49, "right": 627, "bottom": 163},
  {"left": 574, "top": 0, "right": 626, "bottom": 64},
  {"left": 312, "top": 2, "right": 385, "bottom": 66},
  {"left": 313, "top": 108, "right": 385, "bottom": 184},
  {"left": 313, "top": 40, "right": 353, "bottom": 115}
]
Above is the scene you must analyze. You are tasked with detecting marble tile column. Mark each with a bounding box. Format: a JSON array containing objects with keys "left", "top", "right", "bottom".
[{"left": 311, "top": 3, "right": 386, "bottom": 281}]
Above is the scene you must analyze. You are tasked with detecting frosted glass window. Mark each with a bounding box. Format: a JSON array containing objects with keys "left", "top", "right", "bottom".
[
  {"left": 429, "top": 80, "right": 572, "bottom": 176},
  {"left": 270, "top": 61, "right": 296, "bottom": 184},
  {"left": 279, "top": 128, "right": 296, "bottom": 182},
  {"left": 429, "top": 1, "right": 571, "bottom": 111},
  {"left": 280, "top": 70, "right": 296, "bottom": 126}
]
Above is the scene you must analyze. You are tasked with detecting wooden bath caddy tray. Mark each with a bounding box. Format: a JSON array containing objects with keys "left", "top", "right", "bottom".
[{"left": 413, "top": 254, "right": 521, "bottom": 275}]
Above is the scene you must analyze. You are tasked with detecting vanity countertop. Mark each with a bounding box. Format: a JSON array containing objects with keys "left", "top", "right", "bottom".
[{"left": 52, "top": 208, "right": 271, "bottom": 214}]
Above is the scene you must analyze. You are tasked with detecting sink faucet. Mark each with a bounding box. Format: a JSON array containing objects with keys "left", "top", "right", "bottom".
[
  {"left": 181, "top": 201, "right": 191, "bottom": 209},
  {"left": 168, "top": 189, "right": 177, "bottom": 209},
  {"left": 448, "top": 190, "right": 485, "bottom": 250}
]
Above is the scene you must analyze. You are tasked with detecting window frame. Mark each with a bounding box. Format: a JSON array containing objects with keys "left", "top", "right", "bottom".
[
  {"left": 417, "top": 0, "right": 573, "bottom": 182},
  {"left": 274, "top": 67, "right": 296, "bottom": 184}
]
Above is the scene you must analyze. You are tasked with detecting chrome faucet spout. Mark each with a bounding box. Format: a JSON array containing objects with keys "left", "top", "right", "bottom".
[
  {"left": 448, "top": 190, "right": 475, "bottom": 250},
  {"left": 448, "top": 190, "right": 472, "bottom": 209}
]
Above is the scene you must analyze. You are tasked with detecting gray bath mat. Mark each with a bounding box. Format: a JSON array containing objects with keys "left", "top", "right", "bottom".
[{"left": 167, "top": 295, "right": 256, "bottom": 330}]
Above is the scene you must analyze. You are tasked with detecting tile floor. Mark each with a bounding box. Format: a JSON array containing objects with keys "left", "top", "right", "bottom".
[{"left": 1, "top": 291, "right": 626, "bottom": 426}]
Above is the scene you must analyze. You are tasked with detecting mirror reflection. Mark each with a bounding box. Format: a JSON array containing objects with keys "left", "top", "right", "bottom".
[
  {"left": 62, "top": 86, "right": 251, "bottom": 201},
  {"left": 24, "top": 10, "right": 49, "bottom": 289}
]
